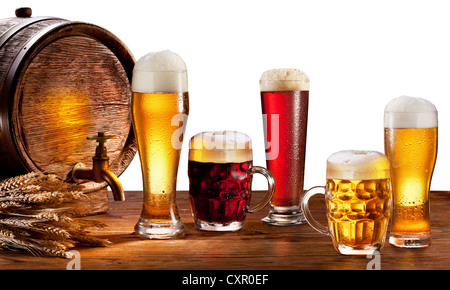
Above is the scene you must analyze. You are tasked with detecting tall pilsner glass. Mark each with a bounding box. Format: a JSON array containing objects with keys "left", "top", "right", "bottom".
[
  {"left": 384, "top": 95, "right": 437, "bottom": 248},
  {"left": 260, "top": 68, "right": 309, "bottom": 226},
  {"left": 132, "top": 50, "right": 189, "bottom": 239}
]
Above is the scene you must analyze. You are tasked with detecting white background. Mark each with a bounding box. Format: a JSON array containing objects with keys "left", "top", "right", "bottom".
[{"left": 2, "top": 0, "right": 450, "bottom": 192}]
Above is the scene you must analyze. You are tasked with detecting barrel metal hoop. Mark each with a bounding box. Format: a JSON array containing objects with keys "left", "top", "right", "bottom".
[
  {"left": 0, "top": 16, "right": 63, "bottom": 51},
  {"left": 0, "top": 19, "right": 136, "bottom": 178},
  {"left": 4, "top": 20, "right": 70, "bottom": 110}
]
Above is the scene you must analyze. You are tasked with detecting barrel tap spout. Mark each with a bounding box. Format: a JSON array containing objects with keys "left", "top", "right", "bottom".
[{"left": 70, "top": 132, "right": 125, "bottom": 201}]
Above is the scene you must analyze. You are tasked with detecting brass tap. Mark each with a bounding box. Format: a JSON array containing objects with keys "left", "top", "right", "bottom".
[{"left": 70, "top": 132, "right": 125, "bottom": 201}]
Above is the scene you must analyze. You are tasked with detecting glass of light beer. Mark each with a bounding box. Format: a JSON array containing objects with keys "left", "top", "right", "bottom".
[
  {"left": 384, "top": 96, "right": 437, "bottom": 248},
  {"left": 131, "top": 50, "right": 189, "bottom": 239},
  {"left": 188, "top": 131, "right": 275, "bottom": 231},
  {"left": 260, "top": 68, "right": 309, "bottom": 226},
  {"left": 301, "top": 150, "right": 391, "bottom": 255}
]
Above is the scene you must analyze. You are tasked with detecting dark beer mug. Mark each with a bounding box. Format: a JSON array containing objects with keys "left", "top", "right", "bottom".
[{"left": 188, "top": 131, "right": 275, "bottom": 231}]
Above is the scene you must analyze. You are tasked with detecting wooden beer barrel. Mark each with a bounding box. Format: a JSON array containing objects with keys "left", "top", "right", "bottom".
[{"left": 0, "top": 8, "right": 137, "bottom": 195}]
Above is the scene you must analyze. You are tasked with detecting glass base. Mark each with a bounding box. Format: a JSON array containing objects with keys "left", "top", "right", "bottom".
[
  {"left": 195, "top": 220, "right": 243, "bottom": 231},
  {"left": 261, "top": 205, "right": 306, "bottom": 226},
  {"left": 389, "top": 232, "right": 431, "bottom": 248},
  {"left": 336, "top": 244, "right": 381, "bottom": 255},
  {"left": 135, "top": 217, "right": 185, "bottom": 239},
  {"left": 194, "top": 221, "right": 243, "bottom": 232}
]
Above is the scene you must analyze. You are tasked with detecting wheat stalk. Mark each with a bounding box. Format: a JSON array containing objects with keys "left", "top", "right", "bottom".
[
  {"left": 0, "top": 173, "right": 110, "bottom": 258},
  {"left": 0, "top": 173, "right": 36, "bottom": 194}
]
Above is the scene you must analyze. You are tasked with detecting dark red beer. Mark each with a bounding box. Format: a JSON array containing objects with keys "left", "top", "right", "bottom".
[
  {"left": 261, "top": 90, "right": 309, "bottom": 207},
  {"left": 188, "top": 160, "right": 253, "bottom": 224}
]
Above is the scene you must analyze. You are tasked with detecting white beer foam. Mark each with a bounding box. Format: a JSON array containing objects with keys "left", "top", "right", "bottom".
[
  {"left": 384, "top": 96, "right": 438, "bottom": 128},
  {"left": 132, "top": 50, "right": 188, "bottom": 93},
  {"left": 326, "top": 150, "right": 390, "bottom": 180},
  {"left": 189, "top": 131, "right": 253, "bottom": 163},
  {"left": 260, "top": 68, "right": 310, "bottom": 91}
]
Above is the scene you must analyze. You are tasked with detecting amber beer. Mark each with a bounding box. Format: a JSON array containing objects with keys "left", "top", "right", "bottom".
[
  {"left": 131, "top": 50, "right": 189, "bottom": 239},
  {"left": 326, "top": 178, "right": 391, "bottom": 252},
  {"left": 301, "top": 150, "right": 391, "bottom": 255},
  {"left": 260, "top": 68, "right": 309, "bottom": 226},
  {"left": 384, "top": 96, "right": 437, "bottom": 248}
]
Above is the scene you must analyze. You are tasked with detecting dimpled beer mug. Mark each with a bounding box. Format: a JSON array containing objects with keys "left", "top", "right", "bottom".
[
  {"left": 384, "top": 96, "right": 437, "bottom": 248},
  {"left": 260, "top": 68, "right": 309, "bottom": 226},
  {"left": 188, "top": 131, "right": 275, "bottom": 231},
  {"left": 131, "top": 50, "right": 189, "bottom": 239},
  {"left": 301, "top": 150, "right": 392, "bottom": 255}
]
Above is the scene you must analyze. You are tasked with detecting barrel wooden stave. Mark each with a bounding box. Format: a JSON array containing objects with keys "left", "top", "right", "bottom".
[{"left": 0, "top": 14, "right": 136, "bottom": 195}]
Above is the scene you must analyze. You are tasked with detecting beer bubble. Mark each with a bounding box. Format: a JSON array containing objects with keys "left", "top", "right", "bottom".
[
  {"left": 259, "top": 68, "right": 310, "bottom": 91},
  {"left": 189, "top": 131, "right": 252, "bottom": 163},
  {"left": 134, "top": 50, "right": 187, "bottom": 72},
  {"left": 132, "top": 50, "right": 188, "bottom": 93},
  {"left": 326, "top": 150, "right": 390, "bottom": 180},
  {"left": 384, "top": 96, "right": 437, "bottom": 129}
]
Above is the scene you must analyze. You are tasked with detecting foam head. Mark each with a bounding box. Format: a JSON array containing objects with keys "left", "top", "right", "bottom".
[
  {"left": 132, "top": 50, "right": 188, "bottom": 93},
  {"left": 384, "top": 95, "right": 437, "bottom": 128},
  {"left": 189, "top": 131, "right": 253, "bottom": 163},
  {"left": 326, "top": 150, "right": 390, "bottom": 180},
  {"left": 260, "top": 68, "right": 310, "bottom": 91}
]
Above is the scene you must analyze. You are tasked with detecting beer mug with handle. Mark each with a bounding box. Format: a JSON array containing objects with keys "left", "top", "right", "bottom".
[
  {"left": 188, "top": 131, "right": 275, "bottom": 231},
  {"left": 301, "top": 150, "right": 391, "bottom": 255}
]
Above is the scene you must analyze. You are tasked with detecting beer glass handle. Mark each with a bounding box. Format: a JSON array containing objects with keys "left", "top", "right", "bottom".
[
  {"left": 246, "top": 166, "right": 276, "bottom": 213},
  {"left": 301, "top": 186, "right": 329, "bottom": 235}
]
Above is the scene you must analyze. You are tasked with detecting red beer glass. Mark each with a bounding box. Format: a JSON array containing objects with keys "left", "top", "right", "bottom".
[{"left": 260, "top": 68, "right": 310, "bottom": 226}]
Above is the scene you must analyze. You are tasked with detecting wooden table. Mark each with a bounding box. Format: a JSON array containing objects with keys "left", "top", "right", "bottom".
[{"left": 1, "top": 190, "right": 450, "bottom": 272}]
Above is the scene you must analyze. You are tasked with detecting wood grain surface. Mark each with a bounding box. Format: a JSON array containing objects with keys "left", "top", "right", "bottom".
[
  {"left": 1, "top": 190, "right": 449, "bottom": 270},
  {"left": 0, "top": 17, "right": 136, "bottom": 193}
]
